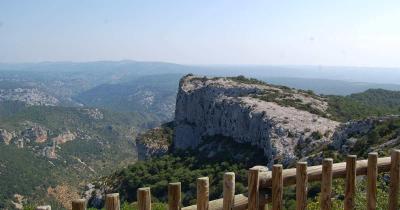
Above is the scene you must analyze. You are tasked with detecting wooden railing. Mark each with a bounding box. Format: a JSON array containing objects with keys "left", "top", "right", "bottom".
[{"left": 35, "top": 150, "right": 400, "bottom": 210}]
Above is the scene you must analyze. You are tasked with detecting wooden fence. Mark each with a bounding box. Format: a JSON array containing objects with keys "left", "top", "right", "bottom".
[{"left": 36, "top": 150, "right": 400, "bottom": 210}]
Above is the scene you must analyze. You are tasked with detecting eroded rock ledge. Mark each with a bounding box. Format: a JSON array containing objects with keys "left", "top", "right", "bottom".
[{"left": 174, "top": 75, "right": 340, "bottom": 165}]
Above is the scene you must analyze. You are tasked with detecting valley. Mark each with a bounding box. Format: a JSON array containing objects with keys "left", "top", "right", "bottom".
[
  {"left": 0, "top": 101, "right": 154, "bottom": 209},
  {"left": 0, "top": 62, "right": 400, "bottom": 209},
  {"left": 2, "top": 1, "right": 400, "bottom": 209}
]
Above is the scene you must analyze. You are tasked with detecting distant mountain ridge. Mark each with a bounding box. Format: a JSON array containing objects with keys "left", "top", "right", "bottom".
[
  {"left": 2, "top": 62, "right": 400, "bottom": 208},
  {"left": 2, "top": 61, "right": 400, "bottom": 117}
]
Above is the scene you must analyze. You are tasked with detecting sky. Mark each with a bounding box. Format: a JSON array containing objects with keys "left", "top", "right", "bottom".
[{"left": 0, "top": 0, "right": 400, "bottom": 67}]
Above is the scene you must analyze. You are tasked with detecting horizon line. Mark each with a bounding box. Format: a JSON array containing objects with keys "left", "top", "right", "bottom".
[{"left": 0, "top": 59, "right": 400, "bottom": 70}]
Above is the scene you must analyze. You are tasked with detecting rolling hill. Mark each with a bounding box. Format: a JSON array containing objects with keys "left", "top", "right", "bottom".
[{"left": 0, "top": 101, "right": 156, "bottom": 209}]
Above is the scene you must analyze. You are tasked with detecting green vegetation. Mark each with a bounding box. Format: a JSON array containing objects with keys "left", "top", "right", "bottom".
[
  {"left": 310, "top": 131, "right": 323, "bottom": 140},
  {"left": 0, "top": 101, "right": 158, "bottom": 208},
  {"left": 253, "top": 89, "right": 328, "bottom": 118},
  {"left": 228, "top": 75, "right": 269, "bottom": 85},
  {"left": 138, "top": 122, "right": 174, "bottom": 149},
  {"left": 4, "top": 75, "right": 400, "bottom": 209},
  {"left": 306, "top": 178, "right": 398, "bottom": 210},
  {"left": 106, "top": 135, "right": 266, "bottom": 206},
  {"left": 0, "top": 102, "right": 152, "bottom": 131},
  {"left": 110, "top": 154, "right": 248, "bottom": 205},
  {"left": 327, "top": 89, "right": 400, "bottom": 122},
  {"left": 103, "top": 112, "right": 400, "bottom": 210},
  {"left": 227, "top": 76, "right": 400, "bottom": 122},
  {"left": 191, "top": 75, "right": 400, "bottom": 122},
  {"left": 87, "top": 202, "right": 167, "bottom": 210},
  {"left": 0, "top": 144, "right": 57, "bottom": 209},
  {"left": 351, "top": 89, "right": 400, "bottom": 110},
  {"left": 348, "top": 118, "right": 400, "bottom": 158},
  {"left": 75, "top": 74, "right": 181, "bottom": 122},
  {"left": 105, "top": 138, "right": 400, "bottom": 210},
  {"left": 327, "top": 96, "right": 391, "bottom": 121}
]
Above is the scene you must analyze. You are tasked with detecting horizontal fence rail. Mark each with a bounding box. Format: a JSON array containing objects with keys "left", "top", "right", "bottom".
[
  {"left": 258, "top": 156, "right": 392, "bottom": 189},
  {"left": 34, "top": 150, "right": 400, "bottom": 210}
]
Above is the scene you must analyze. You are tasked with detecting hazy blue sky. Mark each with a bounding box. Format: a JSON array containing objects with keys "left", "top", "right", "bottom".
[{"left": 1, "top": 0, "right": 400, "bottom": 67}]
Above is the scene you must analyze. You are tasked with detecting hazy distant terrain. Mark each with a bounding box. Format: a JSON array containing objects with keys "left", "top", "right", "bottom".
[
  {"left": 263, "top": 77, "right": 400, "bottom": 95},
  {"left": 1, "top": 61, "right": 400, "bottom": 119},
  {"left": 1, "top": 61, "right": 400, "bottom": 208},
  {"left": 74, "top": 74, "right": 182, "bottom": 121},
  {"left": 1, "top": 61, "right": 400, "bottom": 98}
]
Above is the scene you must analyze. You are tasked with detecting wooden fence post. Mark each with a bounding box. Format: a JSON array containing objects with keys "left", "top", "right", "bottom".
[
  {"left": 138, "top": 187, "right": 151, "bottom": 210},
  {"left": 320, "top": 158, "right": 333, "bottom": 210},
  {"left": 197, "top": 177, "right": 209, "bottom": 210},
  {"left": 36, "top": 206, "right": 51, "bottom": 210},
  {"left": 105, "top": 193, "right": 120, "bottom": 210},
  {"left": 223, "top": 172, "right": 235, "bottom": 210},
  {"left": 344, "top": 155, "right": 356, "bottom": 210},
  {"left": 296, "top": 162, "right": 307, "bottom": 210},
  {"left": 367, "top": 152, "right": 378, "bottom": 210},
  {"left": 169, "top": 182, "right": 182, "bottom": 210},
  {"left": 248, "top": 169, "right": 259, "bottom": 210},
  {"left": 389, "top": 150, "right": 400, "bottom": 210},
  {"left": 71, "top": 199, "right": 86, "bottom": 210},
  {"left": 272, "top": 164, "right": 283, "bottom": 210}
]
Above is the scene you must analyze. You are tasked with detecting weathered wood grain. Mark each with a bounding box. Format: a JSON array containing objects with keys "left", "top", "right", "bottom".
[
  {"left": 105, "top": 193, "right": 120, "bottom": 210},
  {"left": 71, "top": 199, "right": 86, "bottom": 210},
  {"left": 296, "top": 162, "right": 307, "bottom": 210},
  {"left": 259, "top": 157, "right": 391, "bottom": 189},
  {"left": 389, "top": 150, "right": 400, "bottom": 210},
  {"left": 367, "top": 153, "right": 378, "bottom": 210},
  {"left": 320, "top": 158, "right": 333, "bottom": 210},
  {"left": 223, "top": 172, "right": 235, "bottom": 210},
  {"left": 138, "top": 187, "right": 151, "bottom": 210},
  {"left": 344, "top": 155, "right": 356, "bottom": 210},
  {"left": 169, "top": 182, "right": 182, "bottom": 210},
  {"left": 197, "top": 177, "right": 209, "bottom": 210},
  {"left": 272, "top": 164, "right": 283, "bottom": 210}
]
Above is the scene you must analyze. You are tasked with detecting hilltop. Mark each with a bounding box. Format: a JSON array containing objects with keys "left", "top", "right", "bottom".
[
  {"left": 2, "top": 73, "right": 400, "bottom": 209},
  {"left": 103, "top": 75, "right": 400, "bottom": 209},
  {"left": 175, "top": 75, "right": 340, "bottom": 165}
]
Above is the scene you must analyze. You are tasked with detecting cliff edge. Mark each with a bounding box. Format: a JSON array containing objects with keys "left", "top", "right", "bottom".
[{"left": 174, "top": 75, "right": 340, "bottom": 165}]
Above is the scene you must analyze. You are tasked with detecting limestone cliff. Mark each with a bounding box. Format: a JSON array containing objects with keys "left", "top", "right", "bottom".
[
  {"left": 0, "top": 129, "right": 14, "bottom": 145},
  {"left": 332, "top": 116, "right": 400, "bottom": 153},
  {"left": 174, "top": 75, "right": 340, "bottom": 165}
]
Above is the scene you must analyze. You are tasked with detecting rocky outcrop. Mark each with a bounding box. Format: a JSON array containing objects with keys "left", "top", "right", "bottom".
[
  {"left": 47, "top": 185, "right": 81, "bottom": 210},
  {"left": 22, "top": 125, "right": 48, "bottom": 143},
  {"left": 84, "top": 183, "right": 105, "bottom": 208},
  {"left": 0, "top": 88, "right": 59, "bottom": 106},
  {"left": 83, "top": 108, "right": 104, "bottom": 120},
  {"left": 52, "top": 130, "right": 77, "bottom": 144},
  {"left": 174, "top": 75, "right": 340, "bottom": 165},
  {"left": 332, "top": 116, "right": 400, "bottom": 153},
  {"left": 0, "top": 129, "right": 14, "bottom": 145},
  {"left": 11, "top": 194, "right": 24, "bottom": 210}
]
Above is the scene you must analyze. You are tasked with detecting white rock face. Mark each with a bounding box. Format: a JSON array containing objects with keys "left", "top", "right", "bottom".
[
  {"left": 174, "top": 75, "right": 340, "bottom": 165},
  {"left": 52, "top": 130, "right": 77, "bottom": 144},
  {"left": 332, "top": 116, "right": 400, "bottom": 153},
  {"left": 0, "top": 88, "right": 59, "bottom": 106},
  {"left": 0, "top": 129, "right": 14, "bottom": 145}
]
